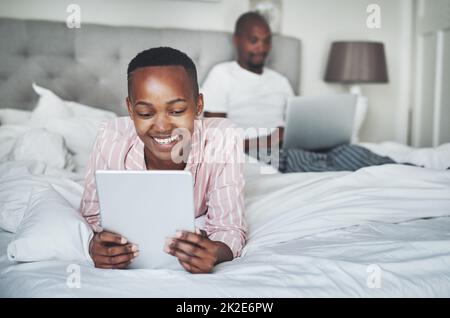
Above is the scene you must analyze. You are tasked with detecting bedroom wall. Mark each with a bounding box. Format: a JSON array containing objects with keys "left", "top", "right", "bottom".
[
  {"left": 0, "top": 0, "right": 413, "bottom": 144},
  {"left": 282, "top": 0, "right": 414, "bottom": 144}
]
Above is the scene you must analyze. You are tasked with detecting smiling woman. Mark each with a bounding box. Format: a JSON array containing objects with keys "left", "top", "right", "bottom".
[
  {"left": 79, "top": 47, "right": 247, "bottom": 273},
  {"left": 126, "top": 64, "right": 201, "bottom": 170}
]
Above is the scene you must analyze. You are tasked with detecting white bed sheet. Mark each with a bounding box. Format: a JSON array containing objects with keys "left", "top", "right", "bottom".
[
  {"left": 0, "top": 161, "right": 449, "bottom": 297},
  {"left": 1, "top": 216, "right": 449, "bottom": 297}
]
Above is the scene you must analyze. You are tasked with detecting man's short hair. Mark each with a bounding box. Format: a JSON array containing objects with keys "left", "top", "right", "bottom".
[
  {"left": 234, "top": 11, "right": 269, "bottom": 36},
  {"left": 127, "top": 47, "right": 199, "bottom": 98}
]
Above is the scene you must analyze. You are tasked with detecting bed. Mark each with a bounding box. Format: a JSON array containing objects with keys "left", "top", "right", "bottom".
[{"left": 1, "top": 18, "right": 450, "bottom": 298}]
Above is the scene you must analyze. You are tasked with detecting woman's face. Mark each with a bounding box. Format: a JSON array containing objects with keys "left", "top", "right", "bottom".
[{"left": 126, "top": 65, "right": 203, "bottom": 168}]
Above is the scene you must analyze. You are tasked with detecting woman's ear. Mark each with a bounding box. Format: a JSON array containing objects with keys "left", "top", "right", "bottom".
[
  {"left": 126, "top": 97, "right": 134, "bottom": 120},
  {"left": 195, "top": 93, "right": 204, "bottom": 118}
]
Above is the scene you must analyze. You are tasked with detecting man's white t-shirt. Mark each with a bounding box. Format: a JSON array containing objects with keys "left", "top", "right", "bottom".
[{"left": 201, "top": 61, "right": 294, "bottom": 130}]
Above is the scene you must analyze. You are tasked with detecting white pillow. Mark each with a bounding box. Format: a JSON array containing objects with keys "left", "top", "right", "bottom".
[
  {"left": 31, "top": 83, "right": 116, "bottom": 122},
  {"left": 0, "top": 109, "right": 31, "bottom": 125},
  {"left": 44, "top": 117, "right": 107, "bottom": 158},
  {"left": 30, "top": 84, "right": 116, "bottom": 158},
  {"left": 30, "top": 83, "right": 73, "bottom": 125},
  {"left": 7, "top": 184, "right": 93, "bottom": 263},
  {"left": 66, "top": 101, "right": 116, "bottom": 119},
  {"left": 7, "top": 128, "right": 74, "bottom": 171}
]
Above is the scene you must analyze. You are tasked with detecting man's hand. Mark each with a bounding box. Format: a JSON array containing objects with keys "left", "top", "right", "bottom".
[
  {"left": 89, "top": 231, "right": 139, "bottom": 269},
  {"left": 203, "top": 111, "right": 227, "bottom": 118},
  {"left": 164, "top": 229, "right": 233, "bottom": 273},
  {"left": 244, "top": 126, "right": 284, "bottom": 152},
  {"left": 275, "top": 126, "right": 284, "bottom": 146}
]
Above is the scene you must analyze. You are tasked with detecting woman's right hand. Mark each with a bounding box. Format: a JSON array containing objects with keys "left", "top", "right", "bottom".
[{"left": 89, "top": 231, "right": 139, "bottom": 269}]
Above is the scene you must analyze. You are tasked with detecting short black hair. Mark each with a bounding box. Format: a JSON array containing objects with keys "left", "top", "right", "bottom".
[
  {"left": 234, "top": 11, "right": 269, "bottom": 36},
  {"left": 127, "top": 47, "right": 199, "bottom": 99}
]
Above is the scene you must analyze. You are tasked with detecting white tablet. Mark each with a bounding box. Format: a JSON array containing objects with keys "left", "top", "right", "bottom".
[{"left": 95, "top": 170, "right": 195, "bottom": 270}]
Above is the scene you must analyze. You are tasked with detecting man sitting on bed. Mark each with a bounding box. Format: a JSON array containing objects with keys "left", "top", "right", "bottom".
[
  {"left": 79, "top": 47, "right": 247, "bottom": 273},
  {"left": 202, "top": 11, "right": 293, "bottom": 151},
  {"left": 203, "top": 11, "right": 395, "bottom": 172}
]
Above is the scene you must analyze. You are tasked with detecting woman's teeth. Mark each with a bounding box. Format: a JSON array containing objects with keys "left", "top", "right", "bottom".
[{"left": 153, "top": 135, "right": 178, "bottom": 145}]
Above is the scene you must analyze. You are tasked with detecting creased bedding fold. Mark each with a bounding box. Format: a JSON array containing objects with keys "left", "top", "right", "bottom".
[{"left": 243, "top": 164, "right": 450, "bottom": 254}]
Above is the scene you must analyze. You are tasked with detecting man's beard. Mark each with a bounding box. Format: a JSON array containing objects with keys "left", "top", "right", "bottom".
[
  {"left": 248, "top": 53, "right": 267, "bottom": 70},
  {"left": 248, "top": 60, "right": 265, "bottom": 71}
]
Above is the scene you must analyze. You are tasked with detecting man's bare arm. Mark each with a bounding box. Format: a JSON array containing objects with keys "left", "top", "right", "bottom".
[
  {"left": 203, "top": 113, "right": 284, "bottom": 152},
  {"left": 245, "top": 127, "right": 284, "bottom": 152},
  {"left": 203, "top": 111, "right": 227, "bottom": 118}
]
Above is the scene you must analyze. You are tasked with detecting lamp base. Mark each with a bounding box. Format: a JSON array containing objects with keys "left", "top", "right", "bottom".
[
  {"left": 350, "top": 85, "right": 362, "bottom": 95},
  {"left": 349, "top": 85, "right": 368, "bottom": 143}
]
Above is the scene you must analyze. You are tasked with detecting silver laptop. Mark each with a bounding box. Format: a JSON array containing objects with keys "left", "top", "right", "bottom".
[
  {"left": 95, "top": 170, "right": 195, "bottom": 270},
  {"left": 283, "top": 94, "right": 357, "bottom": 151}
]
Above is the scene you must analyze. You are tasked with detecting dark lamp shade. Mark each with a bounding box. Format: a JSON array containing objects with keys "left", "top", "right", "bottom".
[{"left": 324, "top": 41, "right": 389, "bottom": 83}]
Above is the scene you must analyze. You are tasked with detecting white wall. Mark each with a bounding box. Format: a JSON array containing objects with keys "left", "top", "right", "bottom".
[
  {"left": 282, "top": 0, "right": 413, "bottom": 143},
  {"left": 0, "top": 0, "right": 413, "bottom": 143}
]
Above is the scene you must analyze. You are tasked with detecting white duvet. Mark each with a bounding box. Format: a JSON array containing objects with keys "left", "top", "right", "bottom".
[
  {"left": 1, "top": 160, "right": 450, "bottom": 297},
  {"left": 1, "top": 84, "right": 450, "bottom": 297},
  {"left": 359, "top": 141, "right": 450, "bottom": 170}
]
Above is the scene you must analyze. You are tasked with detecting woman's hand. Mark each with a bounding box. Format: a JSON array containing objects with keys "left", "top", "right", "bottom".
[
  {"left": 164, "top": 229, "right": 233, "bottom": 274},
  {"left": 89, "top": 231, "right": 139, "bottom": 269}
]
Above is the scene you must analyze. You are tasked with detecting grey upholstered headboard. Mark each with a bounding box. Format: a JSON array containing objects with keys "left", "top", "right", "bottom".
[{"left": 0, "top": 18, "right": 300, "bottom": 115}]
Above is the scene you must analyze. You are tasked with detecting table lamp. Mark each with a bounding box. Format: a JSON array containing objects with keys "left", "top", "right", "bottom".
[{"left": 324, "top": 41, "right": 389, "bottom": 142}]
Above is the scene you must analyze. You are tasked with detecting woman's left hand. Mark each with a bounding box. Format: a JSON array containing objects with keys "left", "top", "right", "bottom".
[{"left": 164, "top": 229, "right": 233, "bottom": 273}]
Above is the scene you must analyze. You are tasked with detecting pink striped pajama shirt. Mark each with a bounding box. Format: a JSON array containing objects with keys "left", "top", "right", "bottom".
[{"left": 79, "top": 116, "right": 247, "bottom": 257}]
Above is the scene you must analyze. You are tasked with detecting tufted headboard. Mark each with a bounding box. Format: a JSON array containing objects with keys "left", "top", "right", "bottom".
[{"left": 0, "top": 18, "right": 301, "bottom": 116}]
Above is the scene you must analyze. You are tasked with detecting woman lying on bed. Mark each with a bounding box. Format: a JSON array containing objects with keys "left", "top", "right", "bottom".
[{"left": 79, "top": 47, "right": 247, "bottom": 273}]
